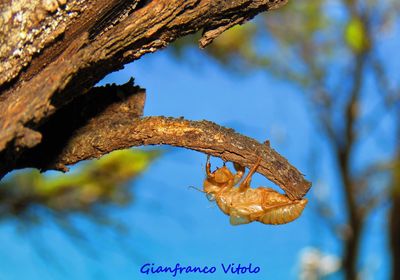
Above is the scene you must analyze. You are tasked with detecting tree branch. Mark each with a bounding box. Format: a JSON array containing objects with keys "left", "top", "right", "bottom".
[
  {"left": 3, "top": 79, "right": 311, "bottom": 199},
  {"left": 0, "top": 0, "right": 311, "bottom": 200},
  {"left": 0, "top": 0, "right": 288, "bottom": 160},
  {"left": 52, "top": 116, "right": 311, "bottom": 199}
]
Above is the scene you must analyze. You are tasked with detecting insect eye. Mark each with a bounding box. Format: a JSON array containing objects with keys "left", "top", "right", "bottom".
[{"left": 206, "top": 193, "right": 215, "bottom": 202}]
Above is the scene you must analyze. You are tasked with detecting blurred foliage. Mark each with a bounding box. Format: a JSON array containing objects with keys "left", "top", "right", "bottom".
[
  {"left": 173, "top": 23, "right": 259, "bottom": 69},
  {"left": 172, "top": 0, "right": 397, "bottom": 86},
  {"left": 0, "top": 149, "right": 160, "bottom": 225},
  {"left": 172, "top": 0, "right": 336, "bottom": 81},
  {"left": 344, "top": 17, "right": 370, "bottom": 53}
]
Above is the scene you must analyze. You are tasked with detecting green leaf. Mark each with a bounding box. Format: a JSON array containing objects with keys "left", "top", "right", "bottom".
[{"left": 344, "top": 17, "right": 369, "bottom": 53}]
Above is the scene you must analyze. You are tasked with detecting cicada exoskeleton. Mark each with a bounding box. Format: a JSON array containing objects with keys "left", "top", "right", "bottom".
[{"left": 203, "top": 156, "right": 307, "bottom": 225}]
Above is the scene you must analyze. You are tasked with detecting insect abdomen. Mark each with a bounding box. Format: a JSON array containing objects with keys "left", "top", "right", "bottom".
[{"left": 259, "top": 198, "right": 308, "bottom": 225}]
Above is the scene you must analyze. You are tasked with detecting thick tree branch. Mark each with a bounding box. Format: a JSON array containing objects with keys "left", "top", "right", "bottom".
[
  {"left": 0, "top": 0, "right": 311, "bottom": 200},
  {"left": 0, "top": 78, "right": 146, "bottom": 176},
  {"left": 0, "top": 0, "right": 288, "bottom": 161},
  {"left": 3, "top": 79, "right": 310, "bottom": 199}
]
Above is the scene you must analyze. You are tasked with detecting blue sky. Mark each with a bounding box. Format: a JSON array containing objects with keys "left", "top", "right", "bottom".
[{"left": 0, "top": 44, "right": 391, "bottom": 279}]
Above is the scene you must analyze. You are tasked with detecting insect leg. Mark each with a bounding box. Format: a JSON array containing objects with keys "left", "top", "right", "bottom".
[
  {"left": 239, "top": 157, "right": 262, "bottom": 191},
  {"left": 206, "top": 155, "right": 214, "bottom": 178},
  {"left": 233, "top": 162, "right": 245, "bottom": 185},
  {"left": 229, "top": 208, "right": 251, "bottom": 225}
]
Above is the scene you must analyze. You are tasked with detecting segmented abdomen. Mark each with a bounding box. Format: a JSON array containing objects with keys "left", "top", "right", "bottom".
[{"left": 259, "top": 198, "right": 308, "bottom": 225}]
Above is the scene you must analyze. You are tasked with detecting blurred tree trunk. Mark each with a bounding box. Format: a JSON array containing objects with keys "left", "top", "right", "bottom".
[
  {"left": 390, "top": 188, "right": 400, "bottom": 280},
  {"left": 390, "top": 110, "right": 400, "bottom": 280}
]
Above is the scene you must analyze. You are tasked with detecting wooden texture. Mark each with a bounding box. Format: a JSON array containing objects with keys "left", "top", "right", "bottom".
[
  {"left": 8, "top": 99, "right": 311, "bottom": 199},
  {"left": 0, "top": 0, "right": 287, "bottom": 153},
  {"left": 0, "top": 0, "right": 312, "bottom": 199}
]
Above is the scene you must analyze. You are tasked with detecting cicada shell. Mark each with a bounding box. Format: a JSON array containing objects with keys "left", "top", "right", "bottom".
[{"left": 203, "top": 156, "right": 307, "bottom": 225}]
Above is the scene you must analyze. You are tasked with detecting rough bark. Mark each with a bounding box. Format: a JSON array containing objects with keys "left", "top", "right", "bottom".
[
  {"left": 0, "top": 0, "right": 287, "bottom": 153},
  {"left": 53, "top": 114, "right": 311, "bottom": 199},
  {"left": 1, "top": 79, "right": 310, "bottom": 199},
  {"left": 0, "top": 0, "right": 312, "bottom": 199}
]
